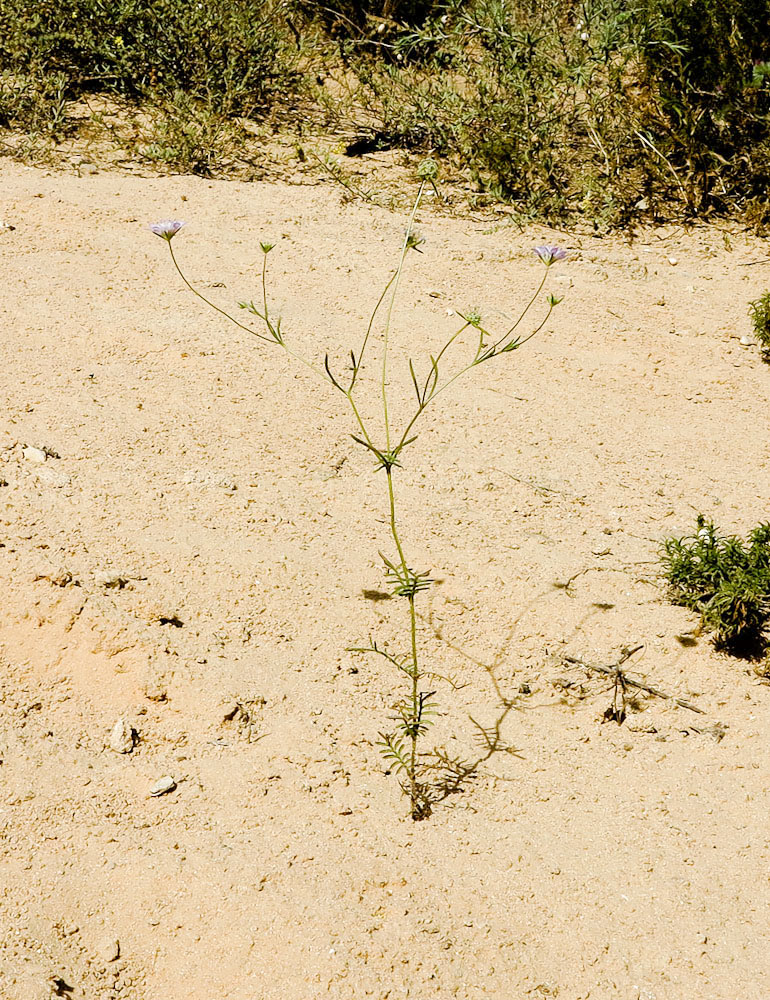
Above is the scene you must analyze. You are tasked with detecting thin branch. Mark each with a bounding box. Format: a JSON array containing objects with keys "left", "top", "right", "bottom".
[{"left": 563, "top": 648, "right": 705, "bottom": 714}]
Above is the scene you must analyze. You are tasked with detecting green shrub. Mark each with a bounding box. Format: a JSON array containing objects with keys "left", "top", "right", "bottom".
[
  {"left": 318, "top": 0, "right": 770, "bottom": 223},
  {"left": 749, "top": 290, "right": 770, "bottom": 361},
  {"left": 138, "top": 105, "right": 236, "bottom": 176},
  {"left": 295, "top": 0, "right": 440, "bottom": 33},
  {"left": 334, "top": 0, "right": 642, "bottom": 223},
  {"left": 633, "top": 0, "right": 770, "bottom": 217},
  {"left": 661, "top": 516, "right": 770, "bottom": 649},
  {"left": 0, "top": 68, "right": 70, "bottom": 135},
  {"left": 0, "top": 0, "right": 297, "bottom": 125},
  {"left": 2, "top": 0, "right": 770, "bottom": 224}
]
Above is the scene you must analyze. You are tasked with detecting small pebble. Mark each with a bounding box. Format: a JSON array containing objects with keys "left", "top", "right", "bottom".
[
  {"left": 109, "top": 717, "right": 135, "bottom": 754},
  {"left": 95, "top": 571, "right": 128, "bottom": 589},
  {"left": 23, "top": 446, "right": 47, "bottom": 463},
  {"left": 668, "top": 257, "right": 678, "bottom": 266},
  {"left": 34, "top": 467, "right": 71, "bottom": 488},
  {"left": 222, "top": 702, "right": 241, "bottom": 722},
  {"left": 149, "top": 775, "right": 176, "bottom": 797},
  {"left": 97, "top": 937, "right": 120, "bottom": 963},
  {"left": 739, "top": 335, "right": 755, "bottom": 347}
]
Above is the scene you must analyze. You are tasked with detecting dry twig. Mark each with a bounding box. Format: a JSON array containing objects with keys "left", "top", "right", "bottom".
[{"left": 563, "top": 645, "right": 705, "bottom": 715}]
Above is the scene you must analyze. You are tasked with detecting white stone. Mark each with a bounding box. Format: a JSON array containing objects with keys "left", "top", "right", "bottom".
[
  {"left": 109, "top": 717, "right": 135, "bottom": 754},
  {"left": 149, "top": 775, "right": 176, "bottom": 797},
  {"left": 34, "top": 467, "right": 71, "bottom": 488}
]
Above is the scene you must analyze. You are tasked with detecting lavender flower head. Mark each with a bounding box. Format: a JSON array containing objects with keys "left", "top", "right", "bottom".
[
  {"left": 533, "top": 245, "right": 568, "bottom": 265},
  {"left": 150, "top": 220, "right": 186, "bottom": 241}
]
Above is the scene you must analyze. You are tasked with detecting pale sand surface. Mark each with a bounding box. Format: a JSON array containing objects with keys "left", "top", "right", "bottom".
[{"left": 0, "top": 158, "right": 769, "bottom": 999}]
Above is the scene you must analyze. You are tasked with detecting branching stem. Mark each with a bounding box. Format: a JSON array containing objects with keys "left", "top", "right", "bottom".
[{"left": 158, "top": 203, "right": 564, "bottom": 823}]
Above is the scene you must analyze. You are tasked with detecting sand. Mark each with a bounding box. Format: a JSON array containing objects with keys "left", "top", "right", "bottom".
[{"left": 0, "top": 157, "right": 769, "bottom": 999}]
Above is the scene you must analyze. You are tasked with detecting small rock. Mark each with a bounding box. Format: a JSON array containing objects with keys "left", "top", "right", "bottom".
[
  {"left": 97, "top": 937, "right": 120, "bottom": 963},
  {"left": 591, "top": 546, "right": 611, "bottom": 556},
  {"left": 739, "top": 335, "right": 755, "bottom": 347},
  {"left": 48, "top": 975, "right": 74, "bottom": 997},
  {"left": 143, "top": 676, "right": 168, "bottom": 703},
  {"left": 109, "top": 717, "right": 136, "bottom": 754},
  {"left": 95, "top": 571, "right": 128, "bottom": 589},
  {"left": 149, "top": 775, "right": 176, "bottom": 797},
  {"left": 23, "top": 446, "right": 47, "bottom": 463},
  {"left": 34, "top": 467, "right": 71, "bottom": 488},
  {"left": 668, "top": 257, "right": 678, "bottom": 266}
]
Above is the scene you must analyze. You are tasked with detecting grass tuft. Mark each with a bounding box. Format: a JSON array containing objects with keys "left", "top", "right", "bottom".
[{"left": 661, "top": 516, "right": 770, "bottom": 652}]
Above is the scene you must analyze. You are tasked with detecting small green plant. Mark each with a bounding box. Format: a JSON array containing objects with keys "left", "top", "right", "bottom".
[
  {"left": 749, "top": 290, "right": 770, "bottom": 362},
  {"left": 139, "top": 93, "right": 241, "bottom": 176},
  {"left": 661, "top": 515, "right": 770, "bottom": 650},
  {"left": 151, "top": 185, "right": 566, "bottom": 819}
]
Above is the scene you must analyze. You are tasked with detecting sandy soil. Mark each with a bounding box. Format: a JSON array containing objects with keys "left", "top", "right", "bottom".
[{"left": 0, "top": 157, "right": 769, "bottom": 1000}]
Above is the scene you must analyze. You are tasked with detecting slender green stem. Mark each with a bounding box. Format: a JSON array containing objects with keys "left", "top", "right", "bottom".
[
  {"left": 393, "top": 298, "right": 556, "bottom": 455},
  {"left": 169, "top": 243, "right": 274, "bottom": 344},
  {"left": 261, "top": 253, "right": 270, "bottom": 327},
  {"left": 386, "top": 464, "right": 423, "bottom": 818},
  {"left": 386, "top": 466, "right": 408, "bottom": 574},
  {"left": 408, "top": 592, "right": 419, "bottom": 815},
  {"left": 504, "top": 300, "right": 556, "bottom": 352},
  {"left": 381, "top": 183, "right": 425, "bottom": 451},
  {"left": 346, "top": 393, "right": 376, "bottom": 452},
  {"left": 169, "top": 242, "right": 326, "bottom": 381},
  {"left": 350, "top": 271, "right": 398, "bottom": 395},
  {"left": 420, "top": 321, "right": 470, "bottom": 401},
  {"left": 490, "top": 268, "right": 549, "bottom": 353}
]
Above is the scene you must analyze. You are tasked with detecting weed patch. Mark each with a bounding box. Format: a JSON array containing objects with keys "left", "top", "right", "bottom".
[{"left": 662, "top": 516, "right": 770, "bottom": 652}]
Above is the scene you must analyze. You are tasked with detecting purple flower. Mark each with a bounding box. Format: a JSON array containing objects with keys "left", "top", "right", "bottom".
[
  {"left": 533, "top": 245, "right": 568, "bottom": 265},
  {"left": 149, "top": 220, "right": 186, "bottom": 241}
]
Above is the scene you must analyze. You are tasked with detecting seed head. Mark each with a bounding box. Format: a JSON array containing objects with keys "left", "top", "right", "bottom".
[{"left": 149, "top": 220, "right": 186, "bottom": 241}]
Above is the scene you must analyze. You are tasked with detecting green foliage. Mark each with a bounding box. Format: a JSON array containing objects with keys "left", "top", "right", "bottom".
[
  {"left": 5, "top": 0, "right": 770, "bottom": 222},
  {"left": 662, "top": 516, "right": 770, "bottom": 649},
  {"left": 749, "top": 290, "right": 770, "bottom": 361},
  {"left": 139, "top": 93, "right": 242, "bottom": 176},
  {"left": 295, "top": 0, "right": 440, "bottom": 33},
  {"left": 318, "top": 0, "right": 770, "bottom": 223},
  {"left": 634, "top": 0, "right": 770, "bottom": 217},
  {"left": 0, "top": 0, "right": 297, "bottom": 137}
]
